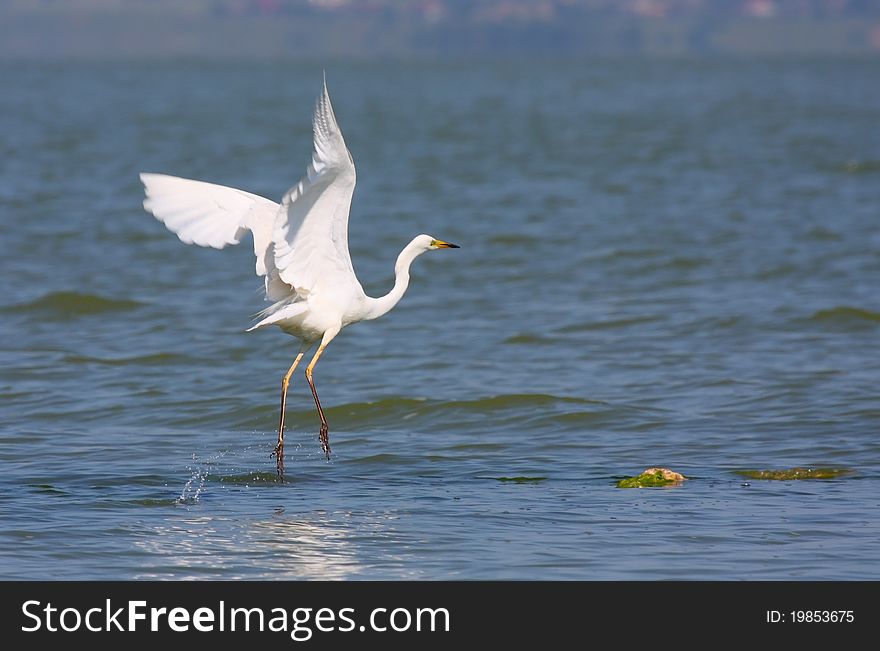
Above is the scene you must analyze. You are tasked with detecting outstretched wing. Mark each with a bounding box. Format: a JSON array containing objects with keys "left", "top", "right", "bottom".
[
  {"left": 272, "top": 78, "right": 361, "bottom": 298},
  {"left": 140, "top": 173, "right": 292, "bottom": 302}
]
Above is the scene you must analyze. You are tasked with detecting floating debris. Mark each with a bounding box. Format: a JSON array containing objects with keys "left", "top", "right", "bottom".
[
  {"left": 734, "top": 467, "right": 851, "bottom": 481},
  {"left": 617, "top": 467, "right": 686, "bottom": 488}
]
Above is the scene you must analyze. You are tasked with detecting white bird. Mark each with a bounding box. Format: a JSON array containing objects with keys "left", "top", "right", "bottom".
[{"left": 140, "top": 78, "right": 458, "bottom": 473}]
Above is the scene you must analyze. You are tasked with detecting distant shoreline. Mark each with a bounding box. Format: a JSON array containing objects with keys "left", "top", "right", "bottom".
[{"left": 1, "top": 9, "right": 878, "bottom": 59}]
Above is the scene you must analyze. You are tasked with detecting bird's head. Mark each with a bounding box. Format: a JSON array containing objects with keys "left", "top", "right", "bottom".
[
  {"left": 395, "top": 234, "right": 459, "bottom": 274},
  {"left": 415, "top": 234, "right": 460, "bottom": 251}
]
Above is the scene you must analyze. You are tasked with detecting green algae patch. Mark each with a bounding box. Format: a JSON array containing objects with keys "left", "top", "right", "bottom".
[
  {"left": 495, "top": 476, "right": 547, "bottom": 484},
  {"left": 617, "top": 467, "right": 686, "bottom": 488},
  {"left": 735, "top": 467, "right": 851, "bottom": 481}
]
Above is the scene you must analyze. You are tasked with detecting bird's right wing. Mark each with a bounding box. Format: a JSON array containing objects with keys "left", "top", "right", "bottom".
[
  {"left": 272, "top": 78, "right": 361, "bottom": 297},
  {"left": 141, "top": 173, "right": 292, "bottom": 302}
]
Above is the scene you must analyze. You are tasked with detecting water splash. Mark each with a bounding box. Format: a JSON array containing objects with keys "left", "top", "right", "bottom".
[
  {"left": 178, "top": 450, "right": 227, "bottom": 504},
  {"left": 178, "top": 454, "right": 206, "bottom": 504}
]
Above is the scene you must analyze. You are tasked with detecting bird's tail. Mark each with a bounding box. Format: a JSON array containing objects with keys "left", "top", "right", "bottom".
[{"left": 246, "top": 300, "right": 306, "bottom": 332}]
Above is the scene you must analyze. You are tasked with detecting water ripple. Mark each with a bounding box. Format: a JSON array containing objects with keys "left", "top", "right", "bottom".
[{"left": 3, "top": 291, "right": 144, "bottom": 318}]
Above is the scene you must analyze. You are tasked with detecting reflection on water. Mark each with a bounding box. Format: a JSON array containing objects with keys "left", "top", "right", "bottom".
[
  {"left": 132, "top": 514, "right": 358, "bottom": 580},
  {"left": 132, "top": 507, "right": 429, "bottom": 580}
]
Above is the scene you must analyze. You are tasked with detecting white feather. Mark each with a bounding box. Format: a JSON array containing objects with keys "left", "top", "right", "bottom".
[
  {"left": 140, "top": 173, "right": 292, "bottom": 302},
  {"left": 271, "top": 77, "right": 361, "bottom": 300}
]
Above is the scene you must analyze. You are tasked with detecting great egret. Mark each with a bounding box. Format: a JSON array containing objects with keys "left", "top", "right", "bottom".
[{"left": 140, "top": 78, "right": 458, "bottom": 473}]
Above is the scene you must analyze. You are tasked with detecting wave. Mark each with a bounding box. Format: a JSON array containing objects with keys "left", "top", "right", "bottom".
[
  {"left": 260, "top": 393, "right": 605, "bottom": 429},
  {"left": 4, "top": 291, "right": 143, "bottom": 318},
  {"left": 222, "top": 393, "right": 608, "bottom": 432},
  {"left": 842, "top": 159, "right": 880, "bottom": 174},
  {"left": 808, "top": 306, "right": 880, "bottom": 327},
  {"left": 63, "top": 352, "right": 194, "bottom": 366},
  {"left": 215, "top": 471, "right": 284, "bottom": 486},
  {"left": 636, "top": 256, "right": 710, "bottom": 272},
  {"left": 557, "top": 315, "right": 660, "bottom": 333},
  {"left": 503, "top": 333, "right": 557, "bottom": 345}
]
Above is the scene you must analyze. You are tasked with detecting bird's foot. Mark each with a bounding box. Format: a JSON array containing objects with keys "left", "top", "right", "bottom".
[
  {"left": 272, "top": 441, "right": 285, "bottom": 477},
  {"left": 319, "top": 425, "right": 331, "bottom": 460}
]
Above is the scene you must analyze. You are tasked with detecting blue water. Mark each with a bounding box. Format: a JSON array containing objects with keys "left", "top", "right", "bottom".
[{"left": 1, "top": 59, "right": 879, "bottom": 579}]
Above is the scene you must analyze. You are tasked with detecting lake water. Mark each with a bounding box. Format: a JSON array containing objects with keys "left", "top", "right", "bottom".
[{"left": 1, "top": 59, "right": 878, "bottom": 579}]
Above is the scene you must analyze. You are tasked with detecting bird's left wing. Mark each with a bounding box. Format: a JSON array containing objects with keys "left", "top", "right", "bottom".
[{"left": 272, "top": 78, "right": 361, "bottom": 297}]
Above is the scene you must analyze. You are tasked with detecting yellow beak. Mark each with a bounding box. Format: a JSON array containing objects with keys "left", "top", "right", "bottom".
[{"left": 431, "top": 239, "right": 460, "bottom": 249}]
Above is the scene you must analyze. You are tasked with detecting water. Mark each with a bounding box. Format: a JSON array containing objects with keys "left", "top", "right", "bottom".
[{"left": 1, "top": 59, "right": 879, "bottom": 579}]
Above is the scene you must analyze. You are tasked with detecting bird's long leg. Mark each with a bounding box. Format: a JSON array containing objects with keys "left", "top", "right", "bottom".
[
  {"left": 305, "top": 330, "right": 338, "bottom": 460},
  {"left": 274, "top": 349, "right": 305, "bottom": 466}
]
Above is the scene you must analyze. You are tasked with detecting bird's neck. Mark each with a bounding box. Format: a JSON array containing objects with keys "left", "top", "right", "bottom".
[{"left": 363, "top": 240, "right": 423, "bottom": 321}]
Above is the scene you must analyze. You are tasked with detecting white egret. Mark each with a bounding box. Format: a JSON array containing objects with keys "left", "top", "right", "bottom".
[{"left": 140, "top": 78, "right": 458, "bottom": 473}]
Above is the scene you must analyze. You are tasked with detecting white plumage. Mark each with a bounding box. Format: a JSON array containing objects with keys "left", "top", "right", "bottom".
[{"left": 141, "top": 77, "right": 458, "bottom": 472}]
